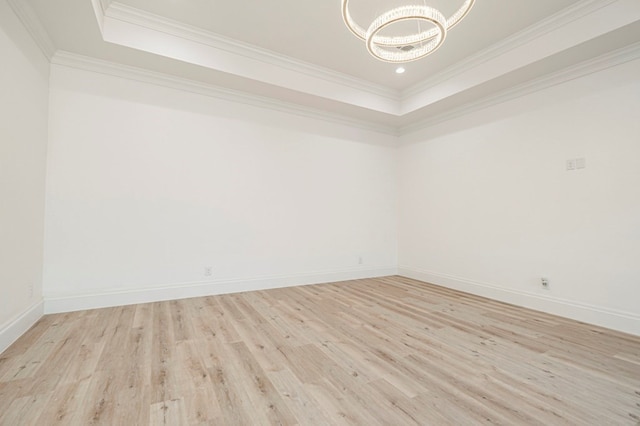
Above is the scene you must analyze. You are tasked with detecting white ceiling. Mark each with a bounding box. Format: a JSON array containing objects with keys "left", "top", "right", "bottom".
[
  {"left": 18, "top": 0, "right": 640, "bottom": 132},
  {"left": 108, "top": 0, "right": 582, "bottom": 89}
]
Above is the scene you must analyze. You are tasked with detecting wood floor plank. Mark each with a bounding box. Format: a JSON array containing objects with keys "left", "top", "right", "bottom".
[
  {"left": 2, "top": 276, "right": 639, "bottom": 425},
  {"left": 149, "top": 397, "right": 188, "bottom": 425},
  {"left": 266, "top": 368, "right": 336, "bottom": 426},
  {"left": 33, "top": 378, "right": 91, "bottom": 424},
  {"left": 0, "top": 391, "right": 53, "bottom": 425}
]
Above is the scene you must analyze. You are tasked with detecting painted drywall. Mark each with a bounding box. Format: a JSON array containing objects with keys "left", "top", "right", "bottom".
[
  {"left": 399, "top": 57, "right": 640, "bottom": 335},
  {"left": 43, "top": 64, "right": 398, "bottom": 312},
  {"left": 0, "top": 0, "right": 48, "bottom": 352}
]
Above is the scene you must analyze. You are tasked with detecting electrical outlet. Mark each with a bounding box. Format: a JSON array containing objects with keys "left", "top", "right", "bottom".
[
  {"left": 541, "top": 277, "right": 549, "bottom": 288},
  {"left": 204, "top": 266, "right": 213, "bottom": 277}
]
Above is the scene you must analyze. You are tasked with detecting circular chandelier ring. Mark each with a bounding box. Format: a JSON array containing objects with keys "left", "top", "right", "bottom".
[
  {"left": 342, "top": 0, "right": 475, "bottom": 47},
  {"left": 366, "top": 5, "right": 447, "bottom": 63}
]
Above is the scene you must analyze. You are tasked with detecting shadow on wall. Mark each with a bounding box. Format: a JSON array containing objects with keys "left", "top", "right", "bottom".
[
  {"left": 401, "top": 44, "right": 640, "bottom": 145},
  {"left": 50, "top": 64, "right": 397, "bottom": 147}
]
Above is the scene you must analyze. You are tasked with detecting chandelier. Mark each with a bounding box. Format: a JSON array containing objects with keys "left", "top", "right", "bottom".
[{"left": 342, "top": 0, "right": 475, "bottom": 63}]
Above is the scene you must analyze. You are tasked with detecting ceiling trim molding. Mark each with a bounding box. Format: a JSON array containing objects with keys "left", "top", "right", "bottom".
[
  {"left": 400, "top": 41, "right": 640, "bottom": 136},
  {"left": 104, "top": 2, "right": 399, "bottom": 102},
  {"left": 401, "top": 0, "right": 618, "bottom": 99},
  {"left": 51, "top": 51, "right": 399, "bottom": 136},
  {"left": 6, "top": 0, "right": 56, "bottom": 60},
  {"left": 90, "top": 0, "right": 106, "bottom": 33}
]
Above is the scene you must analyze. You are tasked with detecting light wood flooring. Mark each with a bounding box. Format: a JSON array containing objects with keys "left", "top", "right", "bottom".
[{"left": 1, "top": 276, "right": 639, "bottom": 425}]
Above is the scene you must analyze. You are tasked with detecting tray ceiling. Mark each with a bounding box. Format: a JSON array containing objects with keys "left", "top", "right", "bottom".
[{"left": 19, "top": 0, "right": 640, "bottom": 132}]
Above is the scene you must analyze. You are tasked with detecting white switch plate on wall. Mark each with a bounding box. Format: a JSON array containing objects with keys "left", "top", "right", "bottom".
[
  {"left": 566, "top": 159, "right": 576, "bottom": 170},
  {"left": 566, "top": 157, "right": 586, "bottom": 171}
]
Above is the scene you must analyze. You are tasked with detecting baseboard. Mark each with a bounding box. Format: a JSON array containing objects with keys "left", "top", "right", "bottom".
[
  {"left": 0, "top": 300, "right": 44, "bottom": 354},
  {"left": 44, "top": 266, "right": 398, "bottom": 314},
  {"left": 399, "top": 266, "right": 640, "bottom": 337}
]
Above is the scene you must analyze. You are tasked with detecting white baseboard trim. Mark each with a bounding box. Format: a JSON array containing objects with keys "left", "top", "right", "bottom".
[
  {"left": 0, "top": 300, "right": 44, "bottom": 354},
  {"left": 399, "top": 266, "right": 640, "bottom": 337},
  {"left": 44, "top": 266, "right": 398, "bottom": 314}
]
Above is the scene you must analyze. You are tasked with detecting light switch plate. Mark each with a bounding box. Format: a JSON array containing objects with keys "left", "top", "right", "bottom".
[{"left": 566, "top": 159, "right": 576, "bottom": 170}]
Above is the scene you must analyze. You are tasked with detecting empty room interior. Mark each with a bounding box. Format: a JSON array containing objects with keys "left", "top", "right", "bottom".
[{"left": 2, "top": 0, "right": 640, "bottom": 424}]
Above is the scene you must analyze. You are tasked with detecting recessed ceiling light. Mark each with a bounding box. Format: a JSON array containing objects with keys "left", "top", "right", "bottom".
[{"left": 395, "top": 67, "right": 406, "bottom": 74}]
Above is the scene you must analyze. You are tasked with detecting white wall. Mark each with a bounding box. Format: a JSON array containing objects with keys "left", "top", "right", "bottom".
[
  {"left": 44, "top": 64, "right": 398, "bottom": 312},
  {"left": 5, "top": 3, "right": 638, "bottom": 344},
  {"left": 399, "top": 58, "right": 640, "bottom": 335},
  {"left": 0, "top": 0, "right": 49, "bottom": 352}
]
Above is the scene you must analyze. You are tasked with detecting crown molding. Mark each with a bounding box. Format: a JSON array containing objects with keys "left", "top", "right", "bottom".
[
  {"left": 94, "top": 0, "right": 639, "bottom": 122},
  {"left": 49, "top": 38, "right": 640, "bottom": 139},
  {"left": 400, "top": 41, "right": 640, "bottom": 136},
  {"left": 90, "top": 0, "right": 105, "bottom": 32},
  {"left": 51, "top": 51, "right": 399, "bottom": 136},
  {"left": 12, "top": 0, "right": 638, "bottom": 137},
  {"left": 105, "top": 2, "right": 399, "bottom": 103},
  {"left": 401, "top": 0, "right": 619, "bottom": 100},
  {"left": 6, "top": 0, "right": 56, "bottom": 60}
]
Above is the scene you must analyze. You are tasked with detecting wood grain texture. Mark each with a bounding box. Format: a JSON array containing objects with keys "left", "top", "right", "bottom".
[{"left": 1, "top": 276, "right": 639, "bottom": 425}]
